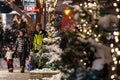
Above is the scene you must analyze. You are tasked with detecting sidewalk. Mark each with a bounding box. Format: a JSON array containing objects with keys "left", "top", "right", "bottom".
[
  {"left": 0, "top": 58, "right": 30, "bottom": 80},
  {"left": 0, "top": 69, "right": 30, "bottom": 80}
]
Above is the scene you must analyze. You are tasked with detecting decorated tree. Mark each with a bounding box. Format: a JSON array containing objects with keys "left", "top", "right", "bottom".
[{"left": 31, "top": 0, "right": 120, "bottom": 80}]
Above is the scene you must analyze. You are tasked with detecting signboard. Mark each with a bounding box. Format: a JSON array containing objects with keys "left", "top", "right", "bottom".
[
  {"left": 24, "top": 6, "right": 36, "bottom": 11},
  {"left": 23, "top": 0, "right": 36, "bottom": 11}
]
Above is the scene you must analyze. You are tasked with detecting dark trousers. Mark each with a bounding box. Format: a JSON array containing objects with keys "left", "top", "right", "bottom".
[
  {"left": 6, "top": 59, "right": 14, "bottom": 72},
  {"left": 18, "top": 52, "right": 27, "bottom": 67}
]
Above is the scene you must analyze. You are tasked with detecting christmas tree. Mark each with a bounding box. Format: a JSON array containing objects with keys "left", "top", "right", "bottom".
[{"left": 31, "top": 0, "right": 120, "bottom": 80}]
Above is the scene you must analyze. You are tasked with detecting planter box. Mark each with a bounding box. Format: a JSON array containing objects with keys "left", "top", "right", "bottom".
[{"left": 30, "top": 69, "right": 60, "bottom": 79}]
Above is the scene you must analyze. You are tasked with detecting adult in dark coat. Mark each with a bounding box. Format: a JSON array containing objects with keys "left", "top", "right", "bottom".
[{"left": 15, "top": 29, "right": 30, "bottom": 73}]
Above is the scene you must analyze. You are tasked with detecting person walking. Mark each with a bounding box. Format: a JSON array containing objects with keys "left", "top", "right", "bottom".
[
  {"left": 5, "top": 46, "right": 14, "bottom": 72},
  {"left": 15, "top": 29, "right": 30, "bottom": 73}
]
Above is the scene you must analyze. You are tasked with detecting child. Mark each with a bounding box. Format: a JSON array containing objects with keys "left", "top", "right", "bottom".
[
  {"left": 5, "top": 46, "right": 14, "bottom": 72},
  {"left": 27, "top": 49, "right": 34, "bottom": 71}
]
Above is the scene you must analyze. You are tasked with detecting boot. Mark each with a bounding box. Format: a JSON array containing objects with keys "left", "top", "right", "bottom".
[{"left": 21, "top": 66, "right": 25, "bottom": 73}]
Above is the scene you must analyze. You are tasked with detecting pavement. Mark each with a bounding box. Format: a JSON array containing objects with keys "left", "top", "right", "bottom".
[
  {"left": 0, "top": 69, "right": 30, "bottom": 80},
  {"left": 0, "top": 58, "right": 30, "bottom": 80}
]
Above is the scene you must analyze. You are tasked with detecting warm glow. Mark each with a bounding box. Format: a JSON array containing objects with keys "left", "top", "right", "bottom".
[
  {"left": 112, "top": 67, "right": 116, "bottom": 71},
  {"left": 110, "top": 43, "right": 114, "bottom": 48},
  {"left": 113, "top": 3, "right": 117, "bottom": 7},
  {"left": 64, "top": 8, "right": 71, "bottom": 15},
  {"left": 116, "top": 8, "right": 119, "bottom": 12},
  {"left": 111, "top": 75, "right": 115, "bottom": 79},
  {"left": 117, "top": 51, "right": 120, "bottom": 55},
  {"left": 117, "top": 15, "right": 120, "bottom": 19},
  {"left": 113, "top": 57, "right": 117, "bottom": 61}
]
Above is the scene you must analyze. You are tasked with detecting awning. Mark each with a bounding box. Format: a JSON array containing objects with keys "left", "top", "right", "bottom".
[{"left": 0, "top": 1, "right": 13, "bottom": 13}]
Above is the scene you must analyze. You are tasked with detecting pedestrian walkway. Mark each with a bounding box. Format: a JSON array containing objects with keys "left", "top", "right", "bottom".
[
  {"left": 0, "top": 58, "right": 29, "bottom": 69},
  {"left": 0, "top": 69, "right": 30, "bottom": 80},
  {"left": 0, "top": 58, "right": 30, "bottom": 80}
]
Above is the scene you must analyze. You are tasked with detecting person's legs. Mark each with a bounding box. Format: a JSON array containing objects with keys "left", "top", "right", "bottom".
[{"left": 20, "top": 52, "right": 27, "bottom": 73}]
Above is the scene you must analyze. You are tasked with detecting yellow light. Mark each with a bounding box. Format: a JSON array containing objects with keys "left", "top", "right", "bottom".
[
  {"left": 111, "top": 75, "right": 115, "bottom": 79},
  {"left": 84, "top": 63, "right": 86, "bottom": 66},
  {"left": 110, "top": 43, "right": 114, "bottom": 48},
  {"left": 95, "top": 25, "right": 98, "bottom": 28},
  {"left": 83, "top": 29, "right": 87, "bottom": 33},
  {"left": 112, "top": 67, "right": 116, "bottom": 71},
  {"left": 113, "top": 31, "right": 119, "bottom": 35},
  {"left": 116, "top": 8, "right": 119, "bottom": 12},
  {"left": 89, "top": 29, "right": 92, "bottom": 32},
  {"left": 113, "top": 57, "right": 117, "bottom": 61},
  {"left": 113, "top": 3, "right": 117, "bottom": 7},
  {"left": 119, "top": 60, "right": 120, "bottom": 64},
  {"left": 89, "top": 10, "right": 93, "bottom": 13},
  {"left": 80, "top": 59, "right": 83, "bottom": 62},
  {"left": 68, "top": 16, "right": 72, "bottom": 19},
  {"left": 95, "top": 38, "right": 99, "bottom": 42},
  {"left": 114, "top": 61, "right": 117, "bottom": 64},
  {"left": 80, "top": 4, "right": 83, "bottom": 6},
  {"left": 64, "top": 8, "right": 71, "bottom": 15},
  {"left": 117, "top": 0, "right": 120, "bottom": 1},
  {"left": 115, "top": 48, "right": 119, "bottom": 52},
  {"left": 98, "top": 34, "right": 101, "bottom": 37},
  {"left": 115, "top": 36, "right": 119, "bottom": 42},
  {"left": 117, "top": 15, "right": 120, "bottom": 19},
  {"left": 81, "top": 19, "right": 84, "bottom": 22},
  {"left": 111, "top": 48, "right": 115, "bottom": 53},
  {"left": 117, "top": 51, "right": 120, "bottom": 55},
  {"left": 94, "top": 34, "right": 97, "bottom": 37},
  {"left": 83, "top": 23, "right": 87, "bottom": 26}
]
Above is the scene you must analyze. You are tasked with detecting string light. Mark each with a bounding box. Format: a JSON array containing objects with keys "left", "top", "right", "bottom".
[
  {"left": 114, "top": 61, "right": 117, "bottom": 65},
  {"left": 110, "top": 43, "right": 114, "bottom": 48},
  {"left": 80, "top": 59, "right": 83, "bottom": 62},
  {"left": 111, "top": 75, "right": 115, "bottom": 79},
  {"left": 111, "top": 48, "right": 115, "bottom": 53},
  {"left": 113, "top": 3, "right": 117, "bottom": 7},
  {"left": 117, "top": 15, "right": 120, "bottom": 19},
  {"left": 112, "top": 67, "right": 116, "bottom": 71},
  {"left": 116, "top": 8, "right": 119, "bottom": 12},
  {"left": 113, "top": 57, "right": 117, "bottom": 61}
]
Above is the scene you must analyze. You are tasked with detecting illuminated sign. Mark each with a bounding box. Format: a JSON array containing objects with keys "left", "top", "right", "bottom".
[
  {"left": 23, "top": 0, "right": 36, "bottom": 11},
  {"left": 24, "top": 6, "right": 36, "bottom": 11}
]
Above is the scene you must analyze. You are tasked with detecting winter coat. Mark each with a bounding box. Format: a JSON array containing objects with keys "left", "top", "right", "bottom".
[
  {"left": 33, "top": 30, "right": 47, "bottom": 51},
  {"left": 0, "top": 28, "right": 4, "bottom": 41},
  {"left": 5, "top": 51, "right": 14, "bottom": 60},
  {"left": 15, "top": 36, "right": 30, "bottom": 53}
]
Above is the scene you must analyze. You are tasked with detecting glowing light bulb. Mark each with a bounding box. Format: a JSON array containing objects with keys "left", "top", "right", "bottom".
[
  {"left": 114, "top": 61, "right": 117, "bottom": 64},
  {"left": 84, "top": 63, "right": 86, "bottom": 66},
  {"left": 112, "top": 67, "right": 116, "bottom": 71},
  {"left": 115, "top": 48, "right": 119, "bottom": 52},
  {"left": 80, "top": 4, "right": 83, "bottom": 6},
  {"left": 95, "top": 25, "right": 98, "bottom": 28},
  {"left": 113, "top": 57, "right": 117, "bottom": 61},
  {"left": 116, "top": 8, "right": 119, "bottom": 12},
  {"left": 95, "top": 38, "right": 99, "bottom": 42},
  {"left": 111, "top": 75, "right": 115, "bottom": 79},
  {"left": 98, "top": 34, "right": 101, "bottom": 37},
  {"left": 113, "top": 3, "right": 117, "bottom": 7},
  {"left": 80, "top": 59, "right": 83, "bottom": 62},
  {"left": 111, "top": 48, "right": 115, "bottom": 53},
  {"left": 117, "top": 51, "right": 120, "bottom": 55},
  {"left": 110, "top": 43, "right": 114, "bottom": 48},
  {"left": 89, "top": 29, "right": 92, "bottom": 33},
  {"left": 117, "top": 15, "right": 120, "bottom": 19}
]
